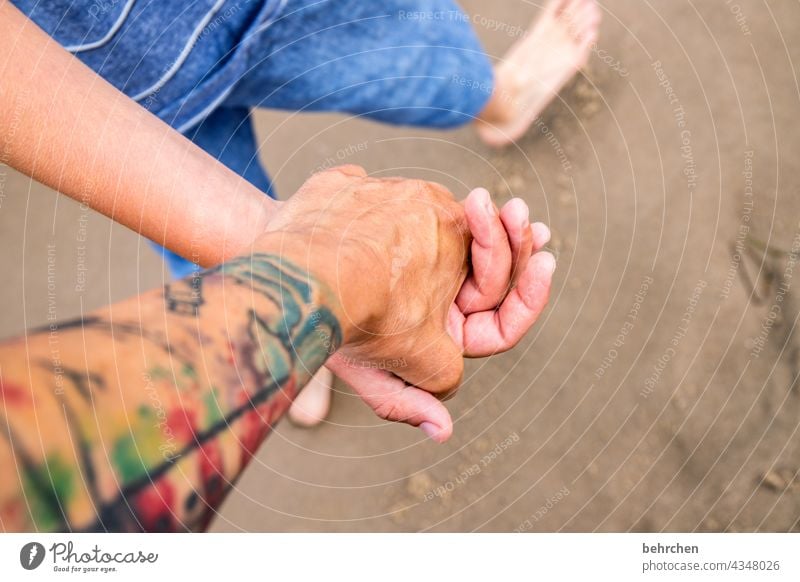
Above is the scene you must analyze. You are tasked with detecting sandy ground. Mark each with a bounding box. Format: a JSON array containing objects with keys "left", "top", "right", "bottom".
[{"left": 2, "top": 0, "right": 800, "bottom": 532}]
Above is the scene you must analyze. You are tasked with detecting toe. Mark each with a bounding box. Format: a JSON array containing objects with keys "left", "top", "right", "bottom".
[
  {"left": 549, "top": 0, "right": 571, "bottom": 18},
  {"left": 563, "top": 0, "right": 584, "bottom": 15},
  {"left": 581, "top": 1, "right": 602, "bottom": 26},
  {"left": 559, "top": 0, "right": 587, "bottom": 38},
  {"left": 572, "top": 1, "right": 601, "bottom": 45}
]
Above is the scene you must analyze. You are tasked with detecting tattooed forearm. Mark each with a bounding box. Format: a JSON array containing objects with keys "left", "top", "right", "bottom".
[
  {"left": 0, "top": 254, "right": 341, "bottom": 532},
  {"left": 165, "top": 275, "right": 204, "bottom": 317}
]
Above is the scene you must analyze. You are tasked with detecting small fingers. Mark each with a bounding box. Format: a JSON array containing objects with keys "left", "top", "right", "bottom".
[
  {"left": 531, "top": 221, "right": 551, "bottom": 252},
  {"left": 499, "top": 198, "right": 533, "bottom": 290},
  {"left": 456, "top": 188, "right": 512, "bottom": 314},
  {"left": 462, "top": 251, "right": 556, "bottom": 357}
]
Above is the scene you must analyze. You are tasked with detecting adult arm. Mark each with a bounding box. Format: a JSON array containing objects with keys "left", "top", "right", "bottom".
[
  {"left": 0, "top": 170, "right": 501, "bottom": 532},
  {"left": 0, "top": 248, "right": 341, "bottom": 532}
]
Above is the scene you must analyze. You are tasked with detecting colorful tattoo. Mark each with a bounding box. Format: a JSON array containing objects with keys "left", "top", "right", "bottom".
[{"left": 0, "top": 254, "right": 341, "bottom": 532}]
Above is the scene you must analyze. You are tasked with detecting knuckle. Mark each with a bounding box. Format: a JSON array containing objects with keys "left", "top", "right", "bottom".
[
  {"left": 373, "top": 397, "right": 401, "bottom": 422},
  {"left": 426, "top": 180, "right": 456, "bottom": 201},
  {"left": 330, "top": 164, "right": 366, "bottom": 177},
  {"left": 412, "top": 179, "right": 450, "bottom": 202}
]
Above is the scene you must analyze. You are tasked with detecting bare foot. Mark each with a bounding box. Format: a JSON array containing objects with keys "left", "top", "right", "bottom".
[
  {"left": 476, "top": 0, "right": 602, "bottom": 147},
  {"left": 288, "top": 366, "right": 333, "bottom": 427}
]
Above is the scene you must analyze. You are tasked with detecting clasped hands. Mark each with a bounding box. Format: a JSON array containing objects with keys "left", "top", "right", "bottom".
[{"left": 258, "top": 165, "right": 555, "bottom": 442}]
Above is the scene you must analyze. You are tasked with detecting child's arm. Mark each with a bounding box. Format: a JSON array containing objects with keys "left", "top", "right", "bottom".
[{"left": 0, "top": 1, "right": 275, "bottom": 268}]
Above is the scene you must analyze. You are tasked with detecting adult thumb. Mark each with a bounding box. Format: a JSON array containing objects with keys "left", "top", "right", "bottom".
[{"left": 326, "top": 355, "right": 454, "bottom": 443}]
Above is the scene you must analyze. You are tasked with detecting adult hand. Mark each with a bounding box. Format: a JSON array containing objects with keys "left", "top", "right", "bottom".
[
  {"left": 263, "top": 165, "right": 472, "bottom": 393},
  {"left": 327, "top": 184, "right": 555, "bottom": 442},
  {"left": 262, "top": 166, "right": 555, "bottom": 442}
]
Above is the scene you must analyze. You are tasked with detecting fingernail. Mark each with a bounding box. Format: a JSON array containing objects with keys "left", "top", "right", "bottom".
[
  {"left": 420, "top": 422, "right": 443, "bottom": 442},
  {"left": 539, "top": 253, "right": 557, "bottom": 276},
  {"left": 481, "top": 190, "right": 496, "bottom": 216},
  {"left": 532, "top": 222, "right": 551, "bottom": 244}
]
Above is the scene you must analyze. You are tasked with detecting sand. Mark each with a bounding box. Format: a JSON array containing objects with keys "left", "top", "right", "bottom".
[{"left": 1, "top": 0, "right": 798, "bottom": 532}]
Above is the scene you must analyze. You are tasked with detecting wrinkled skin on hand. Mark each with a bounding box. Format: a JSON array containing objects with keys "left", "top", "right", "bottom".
[
  {"left": 266, "top": 165, "right": 471, "bottom": 393},
  {"left": 264, "top": 166, "right": 555, "bottom": 442}
]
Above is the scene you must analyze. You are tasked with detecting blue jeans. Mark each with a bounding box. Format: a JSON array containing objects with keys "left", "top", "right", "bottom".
[{"left": 15, "top": 0, "right": 494, "bottom": 277}]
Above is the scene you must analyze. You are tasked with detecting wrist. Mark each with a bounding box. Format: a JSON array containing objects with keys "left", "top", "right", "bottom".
[
  {"left": 194, "top": 177, "right": 279, "bottom": 267},
  {"left": 249, "top": 232, "right": 384, "bottom": 345}
]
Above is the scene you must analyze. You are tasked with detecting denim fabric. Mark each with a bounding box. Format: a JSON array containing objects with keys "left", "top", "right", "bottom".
[
  {"left": 15, "top": 0, "right": 493, "bottom": 278},
  {"left": 14, "top": 0, "right": 283, "bottom": 132},
  {"left": 226, "top": 0, "right": 495, "bottom": 129}
]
